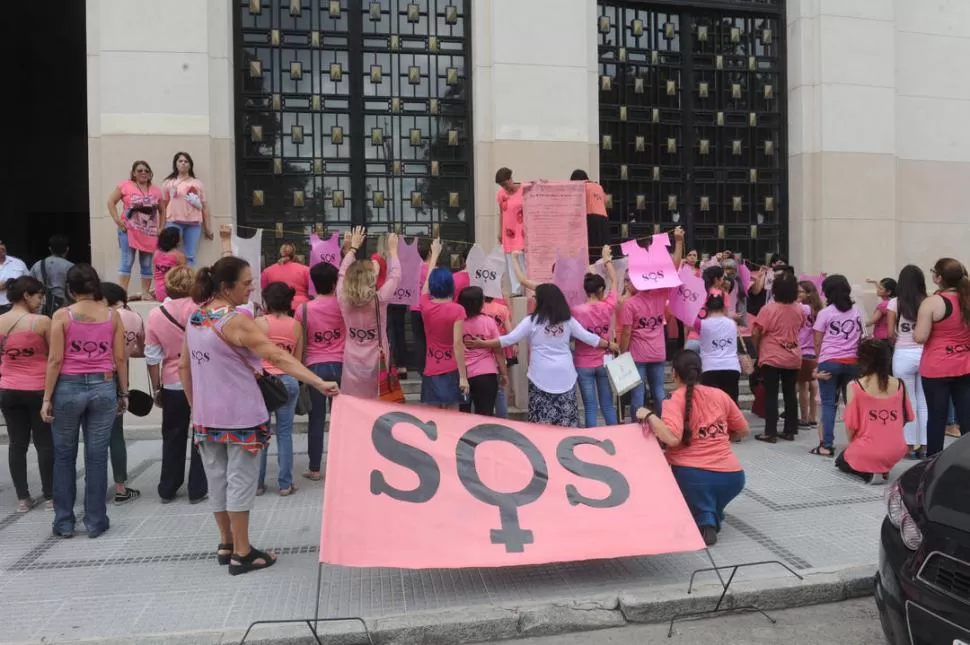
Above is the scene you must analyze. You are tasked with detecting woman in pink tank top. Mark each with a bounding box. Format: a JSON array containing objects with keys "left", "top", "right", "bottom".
[
  {"left": 43, "top": 264, "right": 128, "bottom": 539},
  {"left": 0, "top": 276, "right": 53, "bottom": 512},
  {"left": 914, "top": 257, "right": 970, "bottom": 456},
  {"left": 179, "top": 257, "right": 338, "bottom": 575},
  {"left": 255, "top": 282, "right": 302, "bottom": 497}
]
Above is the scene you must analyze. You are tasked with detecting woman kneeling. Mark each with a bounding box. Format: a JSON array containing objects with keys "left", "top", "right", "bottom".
[{"left": 637, "top": 350, "right": 749, "bottom": 546}]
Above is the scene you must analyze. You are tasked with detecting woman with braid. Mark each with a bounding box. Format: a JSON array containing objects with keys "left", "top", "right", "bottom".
[{"left": 636, "top": 350, "right": 749, "bottom": 546}]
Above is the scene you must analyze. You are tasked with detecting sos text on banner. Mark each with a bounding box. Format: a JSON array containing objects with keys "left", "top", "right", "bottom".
[{"left": 320, "top": 397, "right": 705, "bottom": 569}]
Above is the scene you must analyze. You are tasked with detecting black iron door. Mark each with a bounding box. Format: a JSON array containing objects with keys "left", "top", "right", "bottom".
[
  {"left": 597, "top": 0, "right": 786, "bottom": 264},
  {"left": 234, "top": 0, "right": 474, "bottom": 258}
]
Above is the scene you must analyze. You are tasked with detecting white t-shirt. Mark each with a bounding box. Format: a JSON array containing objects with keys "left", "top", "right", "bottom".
[
  {"left": 699, "top": 315, "right": 741, "bottom": 373},
  {"left": 886, "top": 297, "right": 919, "bottom": 350},
  {"left": 500, "top": 316, "right": 602, "bottom": 394},
  {"left": 0, "top": 256, "right": 29, "bottom": 306}
]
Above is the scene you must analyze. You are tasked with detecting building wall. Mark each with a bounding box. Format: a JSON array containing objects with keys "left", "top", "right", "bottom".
[{"left": 86, "top": 0, "right": 236, "bottom": 280}]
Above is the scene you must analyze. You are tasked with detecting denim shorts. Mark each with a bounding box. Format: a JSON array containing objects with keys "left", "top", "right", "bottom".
[
  {"left": 421, "top": 370, "right": 461, "bottom": 405},
  {"left": 118, "top": 231, "right": 154, "bottom": 278}
]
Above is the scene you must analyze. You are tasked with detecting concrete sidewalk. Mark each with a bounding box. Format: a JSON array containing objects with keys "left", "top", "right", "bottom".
[{"left": 0, "top": 414, "right": 926, "bottom": 645}]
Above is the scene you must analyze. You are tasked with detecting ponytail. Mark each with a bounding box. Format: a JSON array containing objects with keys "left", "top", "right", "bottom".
[
  {"left": 191, "top": 256, "right": 250, "bottom": 305},
  {"left": 682, "top": 382, "right": 695, "bottom": 446},
  {"left": 932, "top": 258, "right": 970, "bottom": 325},
  {"left": 191, "top": 266, "right": 217, "bottom": 304}
]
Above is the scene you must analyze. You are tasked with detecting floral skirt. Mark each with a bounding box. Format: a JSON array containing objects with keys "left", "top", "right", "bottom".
[{"left": 528, "top": 381, "right": 579, "bottom": 427}]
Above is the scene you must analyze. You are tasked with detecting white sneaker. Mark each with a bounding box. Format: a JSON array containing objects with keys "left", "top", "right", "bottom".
[{"left": 868, "top": 473, "right": 886, "bottom": 485}]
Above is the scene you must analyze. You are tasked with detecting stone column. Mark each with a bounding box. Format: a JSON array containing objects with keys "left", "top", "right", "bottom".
[{"left": 86, "top": 0, "right": 236, "bottom": 282}]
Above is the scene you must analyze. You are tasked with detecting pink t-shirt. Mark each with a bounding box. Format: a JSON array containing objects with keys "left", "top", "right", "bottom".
[
  {"left": 572, "top": 292, "right": 617, "bottom": 369},
  {"left": 843, "top": 380, "right": 911, "bottom": 474},
  {"left": 420, "top": 294, "right": 466, "bottom": 376},
  {"left": 261, "top": 315, "right": 299, "bottom": 375},
  {"left": 412, "top": 263, "right": 431, "bottom": 312},
  {"left": 462, "top": 314, "right": 500, "bottom": 378},
  {"left": 118, "top": 308, "right": 144, "bottom": 359},
  {"left": 153, "top": 249, "right": 180, "bottom": 301},
  {"left": 620, "top": 289, "right": 668, "bottom": 363},
  {"left": 873, "top": 299, "right": 890, "bottom": 340},
  {"left": 145, "top": 298, "right": 196, "bottom": 387},
  {"left": 753, "top": 302, "right": 803, "bottom": 370},
  {"left": 161, "top": 177, "right": 206, "bottom": 224},
  {"left": 499, "top": 187, "right": 525, "bottom": 253},
  {"left": 660, "top": 385, "right": 746, "bottom": 473},
  {"left": 119, "top": 180, "right": 163, "bottom": 253},
  {"left": 585, "top": 182, "right": 607, "bottom": 217},
  {"left": 452, "top": 271, "right": 471, "bottom": 302},
  {"left": 483, "top": 300, "right": 515, "bottom": 361},
  {"left": 0, "top": 326, "right": 48, "bottom": 391},
  {"left": 296, "top": 297, "right": 345, "bottom": 366},
  {"left": 261, "top": 262, "right": 311, "bottom": 310},
  {"left": 813, "top": 305, "right": 864, "bottom": 363},
  {"left": 798, "top": 304, "right": 817, "bottom": 356}
]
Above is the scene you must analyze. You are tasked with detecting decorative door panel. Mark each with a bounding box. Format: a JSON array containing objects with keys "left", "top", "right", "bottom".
[
  {"left": 234, "top": 0, "right": 473, "bottom": 260},
  {"left": 598, "top": 0, "right": 786, "bottom": 264}
]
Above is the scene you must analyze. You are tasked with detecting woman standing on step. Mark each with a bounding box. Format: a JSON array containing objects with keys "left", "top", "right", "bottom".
[{"left": 0, "top": 277, "right": 54, "bottom": 513}]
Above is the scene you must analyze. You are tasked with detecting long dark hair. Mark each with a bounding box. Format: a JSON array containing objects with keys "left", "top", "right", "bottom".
[
  {"left": 531, "top": 284, "right": 571, "bottom": 326},
  {"left": 191, "top": 257, "right": 250, "bottom": 304},
  {"left": 933, "top": 258, "right": 970, "bottom": 326},
  {"left": 165, "top": 151, "right": 196, "bottom": 180},
  {"left": 66, "top": 264, "right": 103, "bottom": 301},
  {"left": 458, "top": 286, "right": 485, "bottom": 318},
  {"left": 895, "top": 265, "right": 926, "bottom": 323},
  {"left": 5, "top": 276, "right": 44, "bottom": 305},
  {"left": 858, "top": 339, "right": 893, "bottom": 391},
  {"left": 672, "top": 350, "right": 703, "bottom": 446},
  {"left": 822, "top": 274, "right": 853, "bottom": 313}
]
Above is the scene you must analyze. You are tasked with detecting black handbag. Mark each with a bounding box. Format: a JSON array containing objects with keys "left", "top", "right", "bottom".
[{"left": 213, "top": 323, "right": 288, "bottom": 412}]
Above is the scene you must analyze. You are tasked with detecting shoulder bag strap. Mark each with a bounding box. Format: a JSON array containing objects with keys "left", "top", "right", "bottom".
[
  {"left": 159, "top": 306, "right": 185, "bottom": 332},
  {"left": 0, "top": 313, "right": 31, "bottom": 356},
  {"left": 374, "top": 297, "right": 385, "bottom": 356},
  {"left": 40, "top": 257, "right": 51, "bottom": 289}
]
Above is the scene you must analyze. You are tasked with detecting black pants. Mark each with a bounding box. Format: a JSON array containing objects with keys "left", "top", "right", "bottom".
[
  {"left": 761, "top": 364, "right": 799, "bottom": 436},
  {"left": 157, "top": 389, "right": 207, "bottom": 501},
  {"left": 0, "top": 388, "right": 53, "bottom": 500},
  {"left": 587, "top": 214, "right": 610, "bottom": 264},
  {"left": 386, "top": 304, "right": 409, "bottom": 371},
  {"left": 835, "top": 450, "right": 875, "bottom": 482},
  {"left": 921, "top": 373, "right": 970, "bottom": 457},
  {"left": 411, "top": 310, "right": 427, "bottom": 375},
  {"left": 460, "top": 374, "right": 500, "bottom": 417},
  {"left": 701, "top": 370, "right": 740, "bottom": 405}
]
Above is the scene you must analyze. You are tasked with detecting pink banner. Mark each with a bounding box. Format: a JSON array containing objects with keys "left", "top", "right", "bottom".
[
  {"left": 320, "top": 397, "right": 705, "bottom": 568},
  {"left": 308, "top": 232, "right": 342, "bottom": 296},
  {"left": 523, "top": 181, "right": 588, "bottom": 286},
  {"left": 622, "top": 234, "right": 683, "bottom": 292},
  {"left": 553, "top": 254, "right": 588, "bottom": 308},
  {"left": 670, "top": 266, "right": 707, "bottom": 327},
  {"left": 389, "top": 238, "right": 423, "bottom": 306}
]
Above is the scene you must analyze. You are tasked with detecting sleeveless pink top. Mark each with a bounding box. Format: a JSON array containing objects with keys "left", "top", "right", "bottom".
[
  {"left": 920, "top": 292, "right": 970, "bottom": 378},
  {"left": 262, "top": 315, "right": 298, "bottom": 375},
  {"left": 61, "top": 310, "right": 115, "bottom": 375},
  {"left": 1, "top": 323, "right": 48, "bottom": 390}
]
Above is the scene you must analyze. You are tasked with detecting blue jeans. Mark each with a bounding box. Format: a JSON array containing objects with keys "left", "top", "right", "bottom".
[
  {"left": 818, "top": 361, "right": 860, "bottom": 448},
  {"left": 671, "top": 466, "right": 745, "bottom": 531},
  {"left": 307, "top": 363, "right": 342, "bottom": 472},
  {"left": 495, "top": 387, "right": 508, "bottom": 419},
  {"left": 259, "top": 375, "right": 299, "bottom": 490},
  {"left": 117, "top": 231, "right": 153, "bottom": 278},
  {"left": 51, "top": 375, "right": 117, "bottom": 536},
  {"left": 577, "top": 366, "right": 617, "bottom": 427},
  {"left": 165, "top": 222, "right": 202, "bottom": 266},
  {"left": 630, "top": 361, "right": 667, "bottom": 416}
]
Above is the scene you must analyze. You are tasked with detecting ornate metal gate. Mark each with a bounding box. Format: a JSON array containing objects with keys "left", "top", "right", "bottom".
[
  {"left": 597, "top": 0, "right": 786, "bottom": 263},
  {"left": 233, "top": 0, "right": 474, "bottom": 257}
]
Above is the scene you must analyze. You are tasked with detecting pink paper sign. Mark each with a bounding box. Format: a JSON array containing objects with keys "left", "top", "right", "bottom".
[
  {"left": 308, "top": 232, "right": 342, "bottom": 296},
  {"left": 669, "top": 267, "right": 707, "bottom": 327},
  {"left": 553, "top": 254, "right": 588, "bottom": 308},
  {"left": 622, "top": 234, "right": 683, "bottom": 292},
  {"left": 320, "top": 396, "right": 705, "bottom": 568},
  {"left": 523, "top": 181, "right": 588, "bottom": 286},
  {"left": 388, "top": 238, "right": 423, "bottom": 306}
]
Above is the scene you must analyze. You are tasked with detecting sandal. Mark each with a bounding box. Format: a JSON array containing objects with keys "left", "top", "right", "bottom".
[
  {"left": 810, "top": 443, "right": 835, "bottom": 457},
  {"left": 754, "top": 434, "right": 777, "bottom": 444},
  {"left": 228, "top": 547, "right": 277, "bottom": 576},
  {"left": 279, "top": 486, "right": 298, "bottom": 497},
  {"left": 302, "top": 470, "right": 322, "bottom": 481},
  {"left": 217, "top": 542, "right": 234, "bottom": 566},
  {"left": 17, "top": 497, "right": 35, "bottom": 514}
]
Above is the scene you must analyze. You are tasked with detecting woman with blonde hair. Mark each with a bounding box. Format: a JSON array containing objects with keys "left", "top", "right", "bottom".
[
  {"left": 337, "top": 227, "right": 401, "bottom": 397},
  {"left": 260, "top": 242, "right": 310, "bottom": 310}
]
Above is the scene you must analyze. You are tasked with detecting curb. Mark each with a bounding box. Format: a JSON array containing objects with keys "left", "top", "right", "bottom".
[{"left": 25, "top": 564, "right": 875, "bottom": 645}]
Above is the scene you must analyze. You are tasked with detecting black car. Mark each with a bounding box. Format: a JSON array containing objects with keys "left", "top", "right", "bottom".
[{"left": 876, "top": 434, "right": 970, "bottom": 645}]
